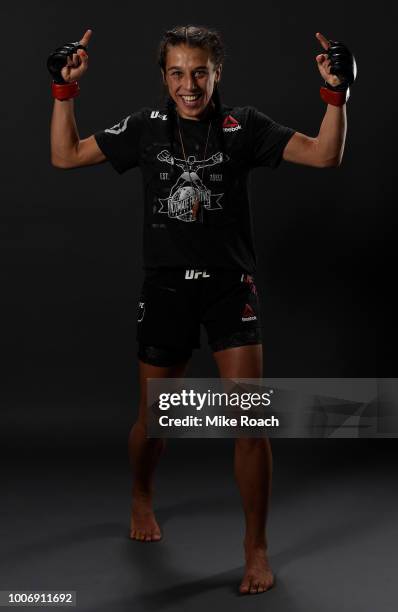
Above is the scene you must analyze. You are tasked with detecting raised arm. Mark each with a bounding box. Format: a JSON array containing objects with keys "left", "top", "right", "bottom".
[
  {"left": 49, "top": 30, "right": 106, "bottom": 169},
  {"left": 283, "top": 32, "right": 356, "bottom": 168}
]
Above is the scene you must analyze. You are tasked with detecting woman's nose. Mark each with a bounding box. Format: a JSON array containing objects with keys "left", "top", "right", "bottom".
[{"left": 182, "top": 75, "right": 196, "bottom": 91}]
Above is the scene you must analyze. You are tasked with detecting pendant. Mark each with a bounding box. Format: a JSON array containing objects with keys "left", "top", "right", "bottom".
[{"left": 191, "top": 199, "right": 201, "bottom": 221}]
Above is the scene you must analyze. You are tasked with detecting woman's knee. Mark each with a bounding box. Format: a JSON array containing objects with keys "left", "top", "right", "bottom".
[{"left": 129, "top": 420, "right": 166, "bottom": 450}]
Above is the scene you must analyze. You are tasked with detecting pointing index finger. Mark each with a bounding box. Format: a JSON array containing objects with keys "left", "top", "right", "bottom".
[
  {"left": 79, "top": 29, "right": 93, "bottom": 48},
  {"left": 315, "top": 32, "right": 330, "bottom": 51}
]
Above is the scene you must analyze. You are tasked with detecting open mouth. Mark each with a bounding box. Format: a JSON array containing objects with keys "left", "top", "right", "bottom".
[{"left": 179, "top": 94, "right": 202, "bottom": 107}]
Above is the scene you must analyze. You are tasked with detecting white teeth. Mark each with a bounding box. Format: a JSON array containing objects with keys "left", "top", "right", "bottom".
[{"left": 182, "top": 95, "right": 200, "bottom": 101}]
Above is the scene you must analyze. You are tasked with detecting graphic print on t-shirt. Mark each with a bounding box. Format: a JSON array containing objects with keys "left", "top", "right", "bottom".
[
  {"left": 156, "top": 149, "right": 228, "bottom": 223},
  {"left": 104, "top": 116, "right": 131, "bottom": 135},
  {"left": 94, "top": 104, "right": 296, "bottom": 271}
]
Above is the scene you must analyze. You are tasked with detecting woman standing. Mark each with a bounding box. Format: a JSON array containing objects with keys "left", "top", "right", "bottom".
[{"left": 48, "top": 25, "right": 356, "bottom": 594}]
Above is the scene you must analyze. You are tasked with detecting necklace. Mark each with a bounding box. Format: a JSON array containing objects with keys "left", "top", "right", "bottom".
[{"left": 177, "top": 113, "right": 212, "bottom": 223}]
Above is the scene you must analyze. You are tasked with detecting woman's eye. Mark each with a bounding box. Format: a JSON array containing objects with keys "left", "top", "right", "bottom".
[{"left": 170, "top": 71, "right": 206, "bottom": 78}]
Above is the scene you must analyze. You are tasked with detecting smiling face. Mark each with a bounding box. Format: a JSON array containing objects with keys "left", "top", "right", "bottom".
[{"left": 162, "top": 44, "right": 222, "bottom": 120}]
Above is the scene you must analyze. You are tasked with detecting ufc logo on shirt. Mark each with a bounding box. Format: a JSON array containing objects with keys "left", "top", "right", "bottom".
[
  {"left": 185, "top": 269, "right": 211, "bottom": 279},
  {"left": 150, "top": 110, "right": 167, "bottom": 120}
]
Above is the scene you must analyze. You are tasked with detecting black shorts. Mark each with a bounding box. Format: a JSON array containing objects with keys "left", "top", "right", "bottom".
[{"left": 136, "top": 267, "right": 262, "bottom": 366}]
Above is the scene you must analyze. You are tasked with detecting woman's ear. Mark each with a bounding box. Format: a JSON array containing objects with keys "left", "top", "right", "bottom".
[
  {"left": 161, "top": 69, "right": 167, "bottom": 85},
  {"left": 215, "top": 64, "right": 222, "bottom": 84}
]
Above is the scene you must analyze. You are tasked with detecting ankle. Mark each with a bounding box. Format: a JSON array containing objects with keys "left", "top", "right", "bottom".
[
  {"left": 244, "top": 536, "right": 268, "bottom": 553},
  {"left": 132, "top": 485, "right": 153, "bottom": 502}
]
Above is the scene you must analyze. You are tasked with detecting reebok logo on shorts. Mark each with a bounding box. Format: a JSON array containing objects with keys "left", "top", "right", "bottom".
[{"left": 241, "top": 303, "right": 257, "bottom": 322}]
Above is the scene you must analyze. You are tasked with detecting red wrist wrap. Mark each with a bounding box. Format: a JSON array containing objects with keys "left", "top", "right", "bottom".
[
  {"left": 320, "top": 86, "right": 350, "bottom": 107},
  {"left": 52, "top": 81, "right": 80, "bottom": 101}
]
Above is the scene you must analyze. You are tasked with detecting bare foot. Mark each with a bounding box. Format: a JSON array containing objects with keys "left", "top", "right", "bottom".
[
  {"left": 239, "top": 545, "right": 275, "bottom": 594},
  {"left": 130, "top": 495, "right": 162, "bottom": 542}
]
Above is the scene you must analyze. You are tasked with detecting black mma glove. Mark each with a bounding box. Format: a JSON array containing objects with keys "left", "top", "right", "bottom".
[
  {"left": 47, "top": 42, "right": 87, "bottom": 84},
  {"left": 324, "top": 40, "right": 357, "bottom": 92}
]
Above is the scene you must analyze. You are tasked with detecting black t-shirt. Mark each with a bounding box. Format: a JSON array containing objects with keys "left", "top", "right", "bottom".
[{"left": 94, "top": 104, "right": 295, "bottom": 273}]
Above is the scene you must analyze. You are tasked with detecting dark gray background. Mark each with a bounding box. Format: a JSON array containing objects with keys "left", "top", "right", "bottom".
[{"left": 1, "top": 1, "right": 397, "bottom": 610}]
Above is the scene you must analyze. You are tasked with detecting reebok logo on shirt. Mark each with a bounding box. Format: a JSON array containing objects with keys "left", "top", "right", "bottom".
[
  {"left": 241, "top": 303, "right": 257, "bottom": 322},
  {"left": 223, "top": 115, "right": 242, "bottom": 132}
]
